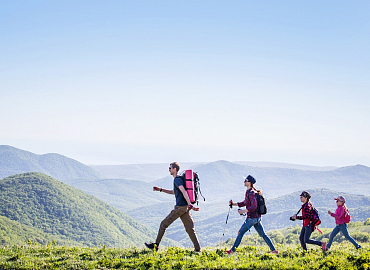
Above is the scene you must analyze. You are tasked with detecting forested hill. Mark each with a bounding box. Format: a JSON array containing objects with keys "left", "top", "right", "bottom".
[
  {"left": 0, "top": 145, "right": 101, "bottom": 180},
  {"left": 0, "top": 172, "right": 176, "bottom": 247},
  {"left": 0, "top": 215, "right": 81, "bottom": 246}
]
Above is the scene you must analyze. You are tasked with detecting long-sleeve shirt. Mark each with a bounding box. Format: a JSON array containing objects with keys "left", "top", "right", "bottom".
[
  {"left": 296, "top": 202, "right": 314, "bottom": 227},
  {"left": 237, "top": 188, "right": 260, "bottom": 219},
  {"left": 330, "top": 205, "right": 345, "bottom": 225}
]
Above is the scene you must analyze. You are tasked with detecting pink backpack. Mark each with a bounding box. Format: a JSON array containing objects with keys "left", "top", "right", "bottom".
[{"left": 343, "top": 207, "right": 351, "bottom": 223}]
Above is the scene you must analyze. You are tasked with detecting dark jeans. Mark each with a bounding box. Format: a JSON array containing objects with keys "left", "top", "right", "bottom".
[
  {"left": 326, "top": 223, "right": 360, "bottom": 249},
  {"left": 299, "top": 223, "right": 322, "bottom": 250}
]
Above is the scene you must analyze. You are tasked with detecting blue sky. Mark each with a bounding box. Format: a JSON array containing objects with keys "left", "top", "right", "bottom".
[{"left": 1, "top": 1, "right": 370, "bottom": 166}]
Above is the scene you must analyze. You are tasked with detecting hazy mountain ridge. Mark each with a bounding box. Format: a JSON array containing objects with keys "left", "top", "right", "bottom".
[
  {"left": 0, "top": 145, "right": 101, "bottom": 180},
  {"left": 91, "top": 161, "right": 339, "bottom": 181},
  {"left": 90, "top": 162, "right": 204, "bottom": 182},
  {"left": 233, "top": 161, "right": 338, "bottom": 171}
]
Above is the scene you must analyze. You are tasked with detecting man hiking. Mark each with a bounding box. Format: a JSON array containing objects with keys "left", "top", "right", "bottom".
[{"left": 145, "top": 162, "right": 201, "bottom": 252}]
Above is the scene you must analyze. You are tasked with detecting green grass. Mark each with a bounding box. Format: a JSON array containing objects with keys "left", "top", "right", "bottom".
[{"left": 0, "top": 243, "right": 369, "bottom": 270}]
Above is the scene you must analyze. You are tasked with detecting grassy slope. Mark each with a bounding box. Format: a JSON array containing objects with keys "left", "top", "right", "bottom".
[
  {"left": 0, "top": 215, "right": 81, "bottom": 246},
  {"left": 0, "top": 243, "right": 369, "bottom": 269}
]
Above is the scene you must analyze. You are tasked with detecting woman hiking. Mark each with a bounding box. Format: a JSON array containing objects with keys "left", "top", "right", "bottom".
[
  {"left": 226, "top": 175, "right": 278, "bottom": 254},
  {"left": 290, "top": 191, "right": 326, "bottom": 251},
  {"left": 325, "top": 196, "right": 362, "bottom": 250}
]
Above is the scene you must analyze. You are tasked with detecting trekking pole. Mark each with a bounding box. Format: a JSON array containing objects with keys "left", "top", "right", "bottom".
[{"left": 220, "top": 200, "right": 233, "bottom": 249}]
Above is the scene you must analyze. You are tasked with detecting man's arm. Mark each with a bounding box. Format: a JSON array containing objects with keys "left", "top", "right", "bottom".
[
  {"left": 178, "top": 185, "right": 199, "bottom": 211},
  {"left": 153, "top": 186, "right": 174, "bottom": 195}
]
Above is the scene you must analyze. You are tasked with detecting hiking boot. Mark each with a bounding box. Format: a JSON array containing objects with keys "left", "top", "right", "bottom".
[
  {"left": 225, "top": 249, "right": 234, "bottom": 255},
  {"left": 145, "top": 242, "right": 159, "bottom": 251},
  {"left": 271, "top": 250, "right": 279, "bottom": 254},
  {"left": 321, "top": 242, "right": 327, "bottom": 251}
]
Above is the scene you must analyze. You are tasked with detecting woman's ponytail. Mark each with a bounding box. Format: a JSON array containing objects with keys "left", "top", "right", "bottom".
[{"left": 251, "top": 183, "right": 262, "bottom": 194}]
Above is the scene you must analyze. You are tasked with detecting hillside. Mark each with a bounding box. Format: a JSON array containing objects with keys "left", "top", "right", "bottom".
[
  {"left": 0, "top": 145, "right": 101, "bottom": 180},
  {"left": 0, "top": 215, "right": 81, "bottom": 246},
  {"left": 0, "top": 172, "right": 177, "bottom": 247}
]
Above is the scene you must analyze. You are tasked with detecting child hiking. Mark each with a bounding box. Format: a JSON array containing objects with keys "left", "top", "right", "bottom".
[
  {"left": 325, "top": 196, "right": 362, "bottom": 250},
  {"left": 226, "top": 175, "right": 278, "bottom": 254},
  {"left": 145, "top": 162, "right": 201, "bottom": 252},
  {"left": 290, "top": 191, "right": 326, "bottom": 251}
]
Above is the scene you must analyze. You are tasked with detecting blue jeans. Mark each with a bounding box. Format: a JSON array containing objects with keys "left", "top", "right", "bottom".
[
  {"left": 326, "top": 223, "right": 360, "bottom": 249},
  {"left": 299, "top": 223, "right": 322, "bottom": 250},
  {"left": 231, "top": 217, "right": 276, "bottom": 251}
]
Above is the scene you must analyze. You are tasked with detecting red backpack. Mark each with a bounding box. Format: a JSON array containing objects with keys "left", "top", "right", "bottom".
[{"left": 343, "top": 207, "right": 351, "bottom": 223}]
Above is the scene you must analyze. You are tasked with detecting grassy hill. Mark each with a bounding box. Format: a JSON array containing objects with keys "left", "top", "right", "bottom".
[
  {"left": 0, "top": 172, "right": 177, "bottom": 247},
  {"left": 0, "top": 145, "right": 101, "bottom": 180},
  {"left": 0, "top": 241, "right": 369, "bottom": 269},
  {"left": 0, "top": 215, "right": 82, "bottom": 246}
]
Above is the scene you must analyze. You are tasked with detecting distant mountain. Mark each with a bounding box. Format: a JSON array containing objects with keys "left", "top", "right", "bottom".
[
  {"left": 90, "top": 162, "right": 203, "bottom": 182},
  {"left": 90, "top": 161, "right": 338, "bottom": 182},
  {"left": 0, "top": 145, "right": 101, "bottom": 180},
  {"left": 0, "top": 172, "right": 177, "bottom": 247},
  {"left": 62, "top": 178, "right": 170, "bottom": 211},
  {"left": 233, "top": 161, "right": 337, "bottom": 171}
]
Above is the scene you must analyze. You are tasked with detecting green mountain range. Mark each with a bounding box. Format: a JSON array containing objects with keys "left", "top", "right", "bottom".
[
  {"left": 0, "top": 172, "right": 176, "bottom": 247},
  {"left": 0, "top": 145, "right": 101, "bottom": 180}
]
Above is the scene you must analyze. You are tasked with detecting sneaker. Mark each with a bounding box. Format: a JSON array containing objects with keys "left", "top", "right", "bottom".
[
  {"left": 357, "top": 245, "right": 362, "bottom": 250},
  {"left": 271, "top": 250, "right": 279, "bottom": 254},
  {"left": 321, "top": 242, "right": 326, "bottom": 251},
  {"left": 225, "top": 249, "right": 234, "bottom": 255},
  {"left": 145, "top": 242, "right": 159, "bottom": 251}
]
